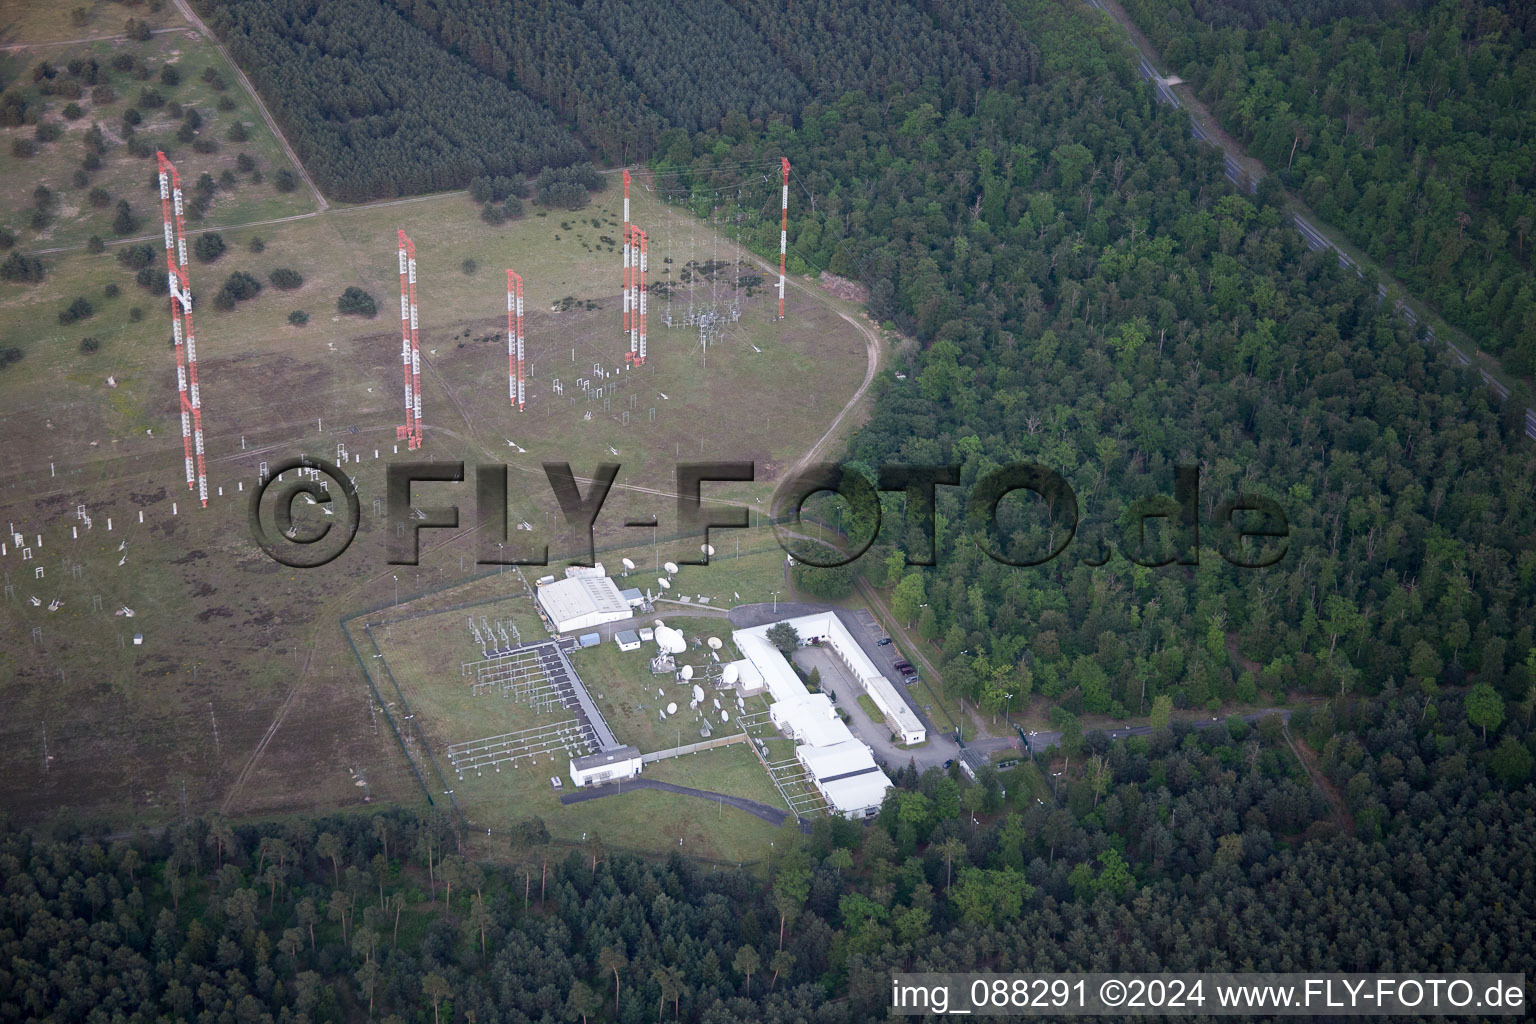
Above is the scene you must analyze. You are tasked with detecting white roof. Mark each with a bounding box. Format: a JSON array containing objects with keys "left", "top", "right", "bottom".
[
  {"left": 777, "top": 695, "right": 852, "bottom": 747},
  {"left": 537, "top": 575, "right": 629, "bottom": 627},
  {"left": 797, "top": 739, "right": 877, "bottom": 779},
  {"left": 733, "top": 630, "right": 805, "bottom": 703},
  {"left": 732, "top": 611, "right": 925, "bottom": 742},
  {"left": 796, "top": 740, "right": 891, "bottom": 814},
  {"left": 821, "top": 770, "right": 894, "bottom": 814}
]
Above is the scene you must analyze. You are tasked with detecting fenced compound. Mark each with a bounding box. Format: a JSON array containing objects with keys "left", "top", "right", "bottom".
[
  {"left": 446, "top": 719, "right": 592, "bottom": 778},
  {"left": 462, "top": 637, "right": 619, "bottom": 750}
]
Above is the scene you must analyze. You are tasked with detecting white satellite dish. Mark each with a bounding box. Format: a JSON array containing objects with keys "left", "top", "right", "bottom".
[
  {"left": 692, "top": 684, "right": 705, "bottom": 703},
  {"left": 701, "top": 544, "right": 716, "bottom": 556},
  {"left": 722, "top": 710, "right": 730, "bottom": 722},
  {"left": 707, "top": 636, "right": 722, "bottom": 650},
  {"left": 655, "top": 626, "right": 687, "bottom": 654},
  {"left": 663, "top": 561, "right": 679, "bottom": 575},
  {"left": 659, "top": 709, "right": 666, "bottom": 721},
  {"left": 713, "top": 697, "right": 721, "bottom": 710},
  {"left": 680, "top": 665, "right": 694, "bottom": 681},
  {"left": 666, "top": 702, "right": 677, "bottom": 715},
  {"left": 621, "top": 557, "right": 636, "bottom": 570},
  {"left": 657, "top": 577, "right": 670, "bottom": 589},
  {"left": 722, "top": 664, "right": 739, "bottom": 685}
]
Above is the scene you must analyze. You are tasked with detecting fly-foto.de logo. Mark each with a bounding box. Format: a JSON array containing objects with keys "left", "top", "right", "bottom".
[{"left": 246, "top": 459, "right": 1289, "bottom": 571}]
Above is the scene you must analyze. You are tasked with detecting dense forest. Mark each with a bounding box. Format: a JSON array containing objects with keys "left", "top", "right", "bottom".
[
  {"left": 2, "top": 696, "right": 1530, "bottom": 1022},
  {"left": 190, "top": 0, "right": 587, "bottom": 201},
  {"left": 193, "top": 0, "right": 1034, "bottom": 193},
  {"left": 637, "top": 0, "right": 1536, "bottom": 735},
  {"left": 1120, "top": 0, "right": 1536, "bottom": 371}
]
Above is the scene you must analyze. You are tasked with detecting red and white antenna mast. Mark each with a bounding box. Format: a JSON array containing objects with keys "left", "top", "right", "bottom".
[
  {"left": 156, "top": 151, "right": 208, "bottom": 506},
  {"left": 507, "top": 269, "right": 525, "bottom": 411},
  {"left": 778, "top": 157, "right": 790, "bottom": 321},
  {"left": 622, "top": 169, "right": 631, "bottom": 364},
  {"left": 636, "top": 227, "right": 648, "bottom": 365},
  {"left": 396, "top": 231, "right": 423, "bottom": 449},
  {"left": 626, "top": 225, "right": 639, "bottom": 364}
]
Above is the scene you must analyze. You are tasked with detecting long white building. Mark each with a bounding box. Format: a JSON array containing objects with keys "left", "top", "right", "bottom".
[{"left": 731, "top": 611, "right": 925, "bottom": 818}]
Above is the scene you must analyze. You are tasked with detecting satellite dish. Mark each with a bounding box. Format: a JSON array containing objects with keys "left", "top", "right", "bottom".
[
  {"left": 657, "top": 577, "right": 670, "bottom": 589},
  {"left": 713, "top": 697, "right": 721, "bottom": 710},
  {"left": 701, "top": 544, "right": 716, "bottom": 556},
  {"left": 692, "top": 684, "right": 705, "bottom": 703},
  {"left": 722, "top": 664, "right": 739, "bottom": 685},
  {"left": 722, "top": 710, "right": 730, "bottom": 722},
  {"left": 666, "top": 702, "right": 677, "bottom": 715},
  {"left": 664, "top": 561, "right": 679, "bottom": 575},
  {"left": 680, "top": 665, "right": 694, "bottom": 681},
  {"left": 621, "top": 557, "right": 636, "bottom": 570},
  {"left": 655, "top": 626, "right": 687, "bottom": 654},
  {"left": 707, "top": 636, "right": 722, "bottom": 650},
  {"left": 659, "top": 709, "right": 666, "bottom": 720}
]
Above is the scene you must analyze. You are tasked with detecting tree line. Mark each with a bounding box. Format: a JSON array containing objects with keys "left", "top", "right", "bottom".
[{"left": 1, "top": 689, "right": 1528, "bottom": 1022}]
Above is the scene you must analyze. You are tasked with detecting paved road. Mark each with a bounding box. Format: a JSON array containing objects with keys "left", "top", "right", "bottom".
[
  {"left": 558, "top": 776, "right": 807, "bottom": 830},
  {"left": 1021, "top": 708, "right": 1292, "bottom": 755},
  {"left": 1089, "top": 0, "right": 1536, "bottom": 439},
  {"left": 727, "top": 600, "right": 828, "bottom": 629},
  {"left": 791, "top": 645, "right": 959, "bottom": 771}
]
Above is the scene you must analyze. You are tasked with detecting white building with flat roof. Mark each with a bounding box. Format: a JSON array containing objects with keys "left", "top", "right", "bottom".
[
  {"left": 796, "top": 740, "right": 891, "bottom": 818},
  {"left": 732, "top": 611, "right": 922, "bottom": 818},
  {"left": 537, "top": 575, "right": 633, "bottom": 634},
  {"left": 569, "top": 745, "right": 642, "bottom": 787},
  {"left": 737, "top": 611, "right": 925, "bottom": 745}
]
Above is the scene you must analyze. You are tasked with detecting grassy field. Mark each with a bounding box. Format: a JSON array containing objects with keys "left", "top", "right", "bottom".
[{"left": 1, "top": 0, "right": 183, "bottom": 48}]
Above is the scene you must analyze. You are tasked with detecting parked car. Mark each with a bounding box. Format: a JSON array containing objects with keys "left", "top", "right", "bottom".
[
  {"left": 876, "top": 637, "right": 893, "bottom": 646},
  {"left": 893, "top": 659, "right": 912, "bottom": 671}
]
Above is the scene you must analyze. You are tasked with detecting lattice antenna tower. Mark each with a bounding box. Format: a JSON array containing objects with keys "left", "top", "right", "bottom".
[
  {"left": 507, "top": 270, "right": 525, "bottom": 410},
  {"left": 156, "top": 151, "right": 208, "bottom": 506},
  {"left": 778, "top": 157, "right": 790, "bottom": 320},
  {"left": 631, "top": 226, "right": 647, "bottom": 365},
  {"left": 396, "top": 231, "right": 423, "bottom": 449},
  {"left": 622, "top": 169, "right": 633, "bottom": 365}
]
